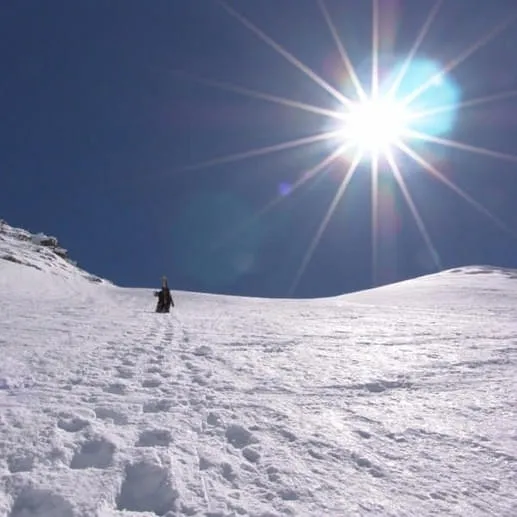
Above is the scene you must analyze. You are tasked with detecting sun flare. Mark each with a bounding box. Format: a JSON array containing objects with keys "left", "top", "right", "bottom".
[
  {"left": 176, "top": 0, "right": 517, "bottom": 295},
  {"left": 339, "top": 96, "right": 411, "bottom": 155}
]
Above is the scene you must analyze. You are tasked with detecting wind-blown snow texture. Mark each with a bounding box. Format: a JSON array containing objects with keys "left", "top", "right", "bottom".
[{"left": 0, "top": 221, "right": 516, "bottom": 517}]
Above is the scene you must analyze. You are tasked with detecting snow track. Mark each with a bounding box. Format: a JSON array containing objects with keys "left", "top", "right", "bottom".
[{"left": 1, "top": 225, "right": 517, "bottom": 516}]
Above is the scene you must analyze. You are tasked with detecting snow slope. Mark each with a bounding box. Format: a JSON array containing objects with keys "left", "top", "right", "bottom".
[{"left": 0, "top": 222, "right": 516, "bottom": 517}]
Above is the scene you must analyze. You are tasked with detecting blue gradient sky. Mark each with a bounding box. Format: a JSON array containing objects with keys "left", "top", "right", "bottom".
[{"left": 2, "top": 0, "right": 517, "bottom": 298}]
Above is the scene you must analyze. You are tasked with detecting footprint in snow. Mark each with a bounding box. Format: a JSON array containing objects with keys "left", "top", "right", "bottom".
[
  {"left": 278, "top": 428, "right": 297, "bottom": 443},
  {"left": 70, "top": 437, "right": 116, "bottom": 470},
  {"left": 225, "top": 423, "right": 258, "bottom": 449},
  {"left": 116, "top": 366, "right": 135, "bottom": 379},
  {"left": 7, "top": 453, "right": 35, "bottom": 473},
  {"left": 143, "top": 399, "right": 172, "bottom": 413},
  {"left": 355, "top": 429, "right": 372, "bottom": 439},
  {"left": 266, "top": 465, "right": 281, "bottom": 482},
  {"left": 103, "top": 382, "right": 128, "bottom": 395},
  {"left": 279, "top": 487, "right": 299, "bottom": 501},
  {"left": 10, "top": 488, "right": 74, "bottom": 517},
  {"left": 142, "top": 378, "right": 162, "bottom": 388},
  {"left": 193, "top": 373, "right": 211, "bottom": 386},
  {"left": 193, "top": 345, "right": 212, "bottom": 357},
  {"left": 136, "top": 429, "right": 172, "bottom": 447},
  {"left": 242, "top": 447, "right": 261, "bottom": 463},
  {"left": 94, "top": 406, "right": 129, "bottom": 425},
  {"left": 57, "top": 416, "right": 90, "bottom": 433},
  {"left": 350, "top": 452, "right": 385, "bottom": 478},
  {"left": 116, "top": 460, "right": 179, "bottom": 515},
  {"left": 206, "top": 411, "right": 224, "bottom": 428},
  {"left": 220, "top": 462, "right": 238, "bottom": 482}
]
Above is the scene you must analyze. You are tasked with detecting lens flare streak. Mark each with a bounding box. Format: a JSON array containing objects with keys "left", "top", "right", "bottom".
[
  {"left": 410, "top": 89, "right": 517, "bottom": 121},
  {"left": 214, "top": 144, "right": 353, "bottom": 253},
  {"left": 317, "top": 0, "right": 368, "bottom": 102},
  {"left": 408, "top": 131, "right": 517, "bottom": 163},
  {"left": 397, "top": 141, "right": 517, "bottom": 239},
  {"left": 289, "top": 148, "right": 363, "bottom": 295},
  {"left": 217, "top": 0, "right": 354, "bottom": 108},
  {"left": 387, "top": 0, "right": 443, "bottom": 99},
  {"left": 175, "top": 0, "right": 517, "bottom": 293},
  {"left": 170, "top": 70, "right": 346, "bottom": 121},
  {"left": 175, "top": 131, "right": 342, "bottom": 173},
  {"left": 401, "top": 12, "right": 517, "bottom": 107},
  {"left": 385, "top": 148, "right": 442, "bottom": 270}
]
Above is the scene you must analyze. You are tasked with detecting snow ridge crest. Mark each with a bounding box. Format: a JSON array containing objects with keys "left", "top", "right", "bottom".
[{"left": 0, "top": 219, "right": 106, "bottom": 284}]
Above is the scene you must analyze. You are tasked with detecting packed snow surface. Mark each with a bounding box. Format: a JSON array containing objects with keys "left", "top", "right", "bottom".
[{"left": 0, "top": 222, "right": 516, "bottom": 516}]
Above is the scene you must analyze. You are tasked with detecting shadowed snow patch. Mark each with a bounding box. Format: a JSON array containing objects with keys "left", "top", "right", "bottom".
[
  {"left": 115, "top": 366, "right": 134, "bottom": 379},
  {"left": 142, "top": 378, "right": 162, "bottom": 388},
  {"left": 10, "top": 488, "right": 74, "bottom": 517},
  {"left": 116, "top": 460, "right": 179, "bottom": 515},
  {"left": 143, "top": 399, "right": 172, "bottom": 413},
  {"left": 338, "top": 378, "right": 412, "bottom": 393},
  {"left": 193, "top": 345, "right": 212, "bottom": 356},
  {"left": 7, "top": 453, "right": 34, "bottom": 473},
  {"left": 137, "top": 429, "right": 172, "bottom": 447},
  {"left": 57, "top": 416, "right": 89, "bottom": 433},
  {"left": 70, "top": 437, "right": 115, "bottom": 469},
  {"left": 350, "top": 452, "right": 385, "bottom": 478},
  {"left": 221, "top": 462, "right": 238, "bottom": 483},
  {"left": 94, "top": 406, "right": 129, "bottom": 425},
  {"left": 242, "top": 446, "right": 261, "bottom": 463},
  {"left": 103, "top": 382, "right": 128, "bottom": 395},
  {"left": 225, "top": 424, "right": 257, "bottom": 449}
]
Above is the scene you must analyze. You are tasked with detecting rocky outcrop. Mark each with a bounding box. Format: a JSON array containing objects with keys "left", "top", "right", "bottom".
[
  {"left": 0, "top": 219, "right": 106, "bottom": 284},
  {"left": 31, "top": 232, "right": 69, "bottom": 259}
]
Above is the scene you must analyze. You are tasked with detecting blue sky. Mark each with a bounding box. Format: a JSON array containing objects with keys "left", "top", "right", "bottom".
[{"left": 2, "top": 0, "right": 517, "bottom": 298}]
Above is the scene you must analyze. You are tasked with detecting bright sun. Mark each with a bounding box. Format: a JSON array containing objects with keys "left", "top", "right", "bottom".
[
  {"left": 340, "top": 97, "right": 412, "bottom": 155},
  {"left": 182, "top": 0, "right": 517, "bottom": 295}
]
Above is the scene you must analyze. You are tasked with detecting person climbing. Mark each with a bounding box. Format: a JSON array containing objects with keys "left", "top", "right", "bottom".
[{"left": 154, "top": 276, "right": 174, "bottom": 313}]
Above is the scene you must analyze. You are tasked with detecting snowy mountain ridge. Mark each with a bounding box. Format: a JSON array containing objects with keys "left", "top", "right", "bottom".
[
  {"left": 1, "top": 217, "right": 515, "bottom": 302},
  {"left": 0, "top": 220, "right": 516, "bottom": 517},
  {"left": 0, "top": 220, "right": 106, "bottom": 285}
]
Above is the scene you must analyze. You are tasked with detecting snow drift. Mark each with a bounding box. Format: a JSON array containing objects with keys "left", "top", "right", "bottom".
[{"left": 0, "top": 221, "right": 516, "bottom": 517}]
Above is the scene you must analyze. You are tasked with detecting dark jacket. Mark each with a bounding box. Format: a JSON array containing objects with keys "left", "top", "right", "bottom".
[{"left": 154, "top": 286, "right": 174, "bottom": 312}]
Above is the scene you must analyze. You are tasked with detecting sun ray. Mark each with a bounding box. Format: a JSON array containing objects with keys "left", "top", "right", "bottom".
[
  {"left": 217, "top": 0, "right": 354, "bottom": 108},
  {"left": 317, "top": 0, "right": 368, "bottom": 102},
  {"left": 385, "top": 148, "right": 442, "bottom": 269},
  {"left": 289, "top": 149, "right": 363, "bottom": 295},
  {"left": 386, "top": 0, "right": 443, "bottom": 98},
  {"left": 371, "top": 152, "right": 380, "bottom": 285},
  {"left": 184, "top": 2, "right": 517, "bottom": 293},
  {"left": 409, "top": 88, "right": 517, "bottom": 120},
  {"left": 245, "top": 145, "right": 350, "bottom": 228},
  {"left": 256, "top": 145, "right": 354, "bottom": 218},
  {"left": 169, "top": 69, "right": 345, "bottom": 120},
  {"left": 408, "top": 130, "right": 517, "bottom": 163},
  {"left": 398, "top": 141, "right": 517, "bottom": 239},
  {"left": 371, "top": 0, "right": 380, "bottom": 99},
  {"left": 174, "top": 131, "right": 341, "bottom": 173},
  {"left": 210, "top": 144, "right": 352, "bottom": 255},
  {"left": 402, "top": 12, "right": 517, "bottom": 107}
]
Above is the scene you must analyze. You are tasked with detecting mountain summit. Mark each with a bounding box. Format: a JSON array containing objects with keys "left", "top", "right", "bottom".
[{"left": 0, "top": 220, "right": 516, "bottom": 516}]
